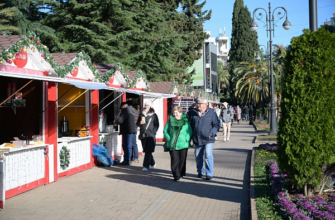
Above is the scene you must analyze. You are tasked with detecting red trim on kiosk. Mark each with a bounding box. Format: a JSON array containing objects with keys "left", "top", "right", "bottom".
[
  {"left": 5, "top": 178, "right": 45, "bottom": 199},
  {"left": 91, "top": 90, "right": 99, "bottom": 167},
  {"left": 58, "top": 163, "right": 92, "bottom": 178},
  {"left": 163, "top": 98, "right": 168, "bottom": 141},
  {"left": 0, "top": 201, "right": 3, "bottom": 209},
  {"left": 0, "top": 65, "right": 48, "bottom": 76},
  {"left": 47, "top": 82, "right": 58, "bottom": 182}
]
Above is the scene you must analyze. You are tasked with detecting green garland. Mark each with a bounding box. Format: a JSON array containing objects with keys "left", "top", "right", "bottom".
[
  {"left": 59, "top": 146, "right": 70, "bottom": 170},
  {"left": 0, "top": 31, "right": 151, "bottom": 90}
]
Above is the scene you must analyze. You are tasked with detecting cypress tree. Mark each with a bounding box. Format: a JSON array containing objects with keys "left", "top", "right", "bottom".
[{"left": 229, "top": 5, "right": 259, "bottom": 93}]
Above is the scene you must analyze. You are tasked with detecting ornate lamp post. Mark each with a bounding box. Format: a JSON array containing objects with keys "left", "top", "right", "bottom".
[{"left": 250, "top": 2, "right": 291, "bottom": 135}]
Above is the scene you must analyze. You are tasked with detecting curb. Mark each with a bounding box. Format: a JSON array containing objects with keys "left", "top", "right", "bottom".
[{"left": 250, "top": 147, "right": 258, "bottom": 220}]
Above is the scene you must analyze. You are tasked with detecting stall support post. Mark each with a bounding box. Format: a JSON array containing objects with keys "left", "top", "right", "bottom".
[
  {"left": 90, "top": 90, "right": 99, "bottom": 168},
  {"left": 163, "top": 98, "right": 168, "bottom": 141},
  {"left": 0, "top": 155, "right": 5, "bottom": 209},
  {"left": 122, "top": 93, "right": 126, "bottom": 102},
  {"left": 46, "top": 82, "right": 58, "bottom": 182}
]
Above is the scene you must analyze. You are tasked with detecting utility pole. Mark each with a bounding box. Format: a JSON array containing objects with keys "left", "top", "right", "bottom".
[{"left": 309, "top": 0, "right": 318, "bottom": 32}]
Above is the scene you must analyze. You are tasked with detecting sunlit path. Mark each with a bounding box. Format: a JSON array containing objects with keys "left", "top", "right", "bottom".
[{"left": 0, "top": 121, "right": 256, "bottom": 220}]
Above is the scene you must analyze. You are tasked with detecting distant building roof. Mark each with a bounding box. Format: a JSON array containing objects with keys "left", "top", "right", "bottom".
[
  {"left": 51, "top": 53, "right": 78, "bottom": 66},
  {"left": 0, "top": 35, "right": 26, "bottom": 52},
  {"left": 149, "top": 81, "right": 175, "bottom": 94}
]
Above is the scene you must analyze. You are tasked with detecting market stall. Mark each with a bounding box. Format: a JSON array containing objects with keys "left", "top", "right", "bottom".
[{"left": 0, "top": 33, "right": 61, "bottom": 209}]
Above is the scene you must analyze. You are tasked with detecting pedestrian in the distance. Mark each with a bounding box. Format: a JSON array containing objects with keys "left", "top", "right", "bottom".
[
  {"left": 114, "top": 102, "right": 136, "bottom": 165},
  {"left": 236, "top": 105, "right": 242, "bottom": 124},
  {"left": 137, "top": 100, "right": 159, "bottom": 172},
  {"left": 127, "top": 100, "right": 139, "bottom": 163},
  {"left": 189, "top": 97, "right": 220, "bottom": 180},
  {"left": 245, "top": 105, "right": 249, "bottom": 121},
  {"left": 220, "top": 102, "right": 234, "bottom": 142},
  {"left": 164, "top": 106, "right": 192, "bottom": 181},
  {"left": 230, "top": 105, "right": 235, "bottom": 127}
]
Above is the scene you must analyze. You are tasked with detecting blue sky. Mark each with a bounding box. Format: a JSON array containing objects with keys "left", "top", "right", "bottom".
[{"left": 202, "top": 0, "right": 335, "bottom": 47}]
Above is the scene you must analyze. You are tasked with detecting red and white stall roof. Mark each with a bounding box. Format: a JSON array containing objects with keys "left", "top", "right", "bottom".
[{"left": 0, "top": 34, "right": 57, "bottom": 77}]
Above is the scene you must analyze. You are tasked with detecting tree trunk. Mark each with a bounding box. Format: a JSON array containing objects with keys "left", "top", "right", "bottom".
[
  {"left": 319, "top": 177, "right": 329, "bottom": 195},
  {"left": 304, "top": 183, "right": 314, "bottom": 197}
]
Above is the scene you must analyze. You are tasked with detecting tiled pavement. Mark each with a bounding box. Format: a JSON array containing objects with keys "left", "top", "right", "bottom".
[{"left": 0, "top": 121, "right": 257, "bottom": 220}]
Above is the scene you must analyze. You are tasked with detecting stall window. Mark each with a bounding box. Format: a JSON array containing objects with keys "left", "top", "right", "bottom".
[{"left": 0, "top": 77, "right": 42, "bottom": 143}]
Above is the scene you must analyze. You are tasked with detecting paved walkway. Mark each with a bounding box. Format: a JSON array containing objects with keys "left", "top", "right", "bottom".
[{"left": 0, "top": 121, "right": 257, "bottom": 220}]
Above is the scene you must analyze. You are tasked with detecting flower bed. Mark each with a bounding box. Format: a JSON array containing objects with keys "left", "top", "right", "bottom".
[{"left": 255, "top": 143, "right": 335, "bottom": 220}]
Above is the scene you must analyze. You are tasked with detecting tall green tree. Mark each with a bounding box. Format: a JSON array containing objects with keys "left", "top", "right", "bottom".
[
  {"left": 218, "top": 60, "right": 229, "bottom": 94},
  {"left": 229, "top": 3, "right": 259, "bottom": 102},
  {"left": 0, "top": 3, "right": 18, "bottom": 33}
]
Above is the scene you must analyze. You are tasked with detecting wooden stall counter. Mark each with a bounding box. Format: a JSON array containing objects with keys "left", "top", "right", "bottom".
[
  {"left": 57, "top": 136, "right": 92, "bottom": 177},
  {"left": 0, "top": 144, "right": 48, "bottom": 209}
]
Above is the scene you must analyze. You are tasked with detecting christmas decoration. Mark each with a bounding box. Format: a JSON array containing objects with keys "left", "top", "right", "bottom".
[
  {"left": 59, "top": 146, "right": 70, "bottom": 170},
  {"left": 41, "top": 54, "right": 44, "bottom": 58},
  {"left": 43, "top": 45, "right": 47, "bottom": 49},
  {"left": 36, "top": 40, "right": 40, "bottom": 44},
  {"left": 0, "top": 60, "right": 3, "bottom": 65},
  {"left": 8, "top": 53, "right": 13, "bottom": 58},
  {"left": 30, "top": 37, "right": 34, "bottom": 41},
  {"left": 31, "top": 47, "right": 35, "bottom": 52},
  {"left": 23, "top": 47, "right": 27, "bottom": 52}
]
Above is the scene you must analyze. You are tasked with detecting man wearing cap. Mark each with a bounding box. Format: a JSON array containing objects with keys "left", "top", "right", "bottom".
[
  {"left": 115, "top": 102, "right": 136, "bottom": 165},
  {"left": 189, "top": 97, "right": 220, "bottom": 180},
  {"left": 220, "top": 102, "right": 234, "bottom": 142}
]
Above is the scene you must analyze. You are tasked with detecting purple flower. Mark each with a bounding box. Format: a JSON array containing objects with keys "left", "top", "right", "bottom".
[
  {"left": 296, "top": 194, "right": 304, "bottom": 199},
  {"left": 278, "top": 191, "right": 287, "bottom": 198},
  {"left": 330, "top": 194, "right": 335, "bottom": 200},
  {"left": 281, "top": 173, "right": 288, "bottom": 178},
  {"left": 272, "top": 174, "right": 280, "bottom": 178}
]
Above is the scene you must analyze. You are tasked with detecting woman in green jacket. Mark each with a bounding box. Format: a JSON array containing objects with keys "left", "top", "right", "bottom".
[{"left": 163, "top": 106, "right": 192, "bottom": 181}]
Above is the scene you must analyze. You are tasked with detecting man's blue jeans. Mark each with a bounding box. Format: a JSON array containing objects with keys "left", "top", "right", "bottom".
[
  {"left": 194, "top": 143, "right": 214, "bottom": 177},
  {"left": 122, "top": 133, "right": 134, "bottom": 163},
  {"left": 132, "top": 131, "right": 139, "bottom": 160}
]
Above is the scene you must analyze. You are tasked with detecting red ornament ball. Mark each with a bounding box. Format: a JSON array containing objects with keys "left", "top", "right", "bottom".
[
  {"left": 92, "top": 63, "right": 95, "bottom": 66},
  {"left": 37, "top": 40, "right": 40, "bottom": 44},
  {"left": 41, "top": 54, "right": 44, "bottom": 58},
  {"left": 6, "top": 59, "right": 12, "bottom": 64},
  {"left": 31, "top": 37, "right": 34, "bottom": 41}
]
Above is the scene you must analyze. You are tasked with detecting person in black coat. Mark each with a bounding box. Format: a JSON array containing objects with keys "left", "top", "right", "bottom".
[
  {"left": 115, "top": 102, "right": 136, "bottom": 165},
  {"left": 137, "top": 100, "right": 159, "bottom": 172}
]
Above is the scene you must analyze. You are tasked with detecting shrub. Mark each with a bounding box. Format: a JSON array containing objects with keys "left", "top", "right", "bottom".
[{"left": 277, "top": 27, "right": 335, "bottom": 196}]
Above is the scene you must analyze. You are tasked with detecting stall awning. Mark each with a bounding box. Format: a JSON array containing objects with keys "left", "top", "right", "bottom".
[
  {"left": 0, "top": 71, "right": 65, "bottom": 83},
  {"left": 64, "top": 79, "right": 109, "bottom": 90},
  {"left": 137, "top": 90, "right": 176, "bottom": 99}
]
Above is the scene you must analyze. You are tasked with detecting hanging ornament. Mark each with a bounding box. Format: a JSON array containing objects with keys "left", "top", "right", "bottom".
[
  {"left": 47, "top": 56, "right": 50, "bottom": 60},
  {"left": 30, "top": 37, "right": 34, "bottom": 41},
  {"left": 138, "top": 79, "right": 140, "bottom": 82},
  {"left": 31, "top": 47, "right": 35, "bottom": 52},
  {"left": 37, "top": 40, "right": 40, "bottom": 44},
  {"left": 92, "top": 63, "right": 95, "bottom": 66},
  {"left": 12, "top": 57, "right": 16, "bottom": 60},
  {"left": 0, "top": 60, "right": 3, "bottom": 65},
  {"left": 16, "top": 42, "right": 20, "bottom": 46},
  {"left": 23, "top": 47, "right": 27, "bottom": 52},
  {"left": 41, "top": 54, "right": 44, "bottom": 58},
  {"left": 94, "top": 70, "right": 98, "bottom": 74},
  {"left": 43, "top": 45, "right": 47, "bottom": 49},
  {"left": 8, "top": 53, "right": 13, "bottom": 58},
  {"left": 118, "top": 69, "right": 120, "bottom": 72},
  {"left": 6, "top": 59, "right": 12, "bottom": 64}
]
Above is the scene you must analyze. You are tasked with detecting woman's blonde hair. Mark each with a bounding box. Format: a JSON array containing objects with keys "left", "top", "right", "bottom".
[{"left": 172, "top": 106, "right": 183, "bottom": 113}]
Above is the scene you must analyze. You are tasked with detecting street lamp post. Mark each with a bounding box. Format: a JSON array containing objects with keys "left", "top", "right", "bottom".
[{"left": 250, "top": 2, "right": 291, "bottom": 135}]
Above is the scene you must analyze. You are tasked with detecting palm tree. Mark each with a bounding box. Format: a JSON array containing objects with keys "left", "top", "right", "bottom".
[
  {"left": 272, "top": 44, "right": 287, "bottom": 109},
  {"left": 0, "top": 4, "right": 18, "bottom": 33},
  {"left": 217, "top": 60, "right": 230, "bottom": 94},
  {"left": 233, "top": 60, "right": 269, "bottom": 106}
]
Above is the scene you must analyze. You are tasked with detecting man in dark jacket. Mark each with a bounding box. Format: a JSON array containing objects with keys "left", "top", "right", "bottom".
[
  {"left": 127, "top": 100, "right": 139, "bottom": 163},
  {"left": 115, "top": 102, "right": 136, "bottom": 165},
  {"left": 189, "top": 98, "right": 220, "bottom": 180}
]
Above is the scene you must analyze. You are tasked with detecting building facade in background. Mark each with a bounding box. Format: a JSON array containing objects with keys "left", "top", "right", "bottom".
[
  {"left": 189, "top": 28, "right": 229, "bottom": 96},
  {"left": 324, "top": 13, "right": 335, "bottom": 26}
]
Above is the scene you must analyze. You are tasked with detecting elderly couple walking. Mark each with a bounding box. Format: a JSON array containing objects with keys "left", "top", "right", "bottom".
[{"left": 164, "top": 98, "right": 220, "bottom": 181}]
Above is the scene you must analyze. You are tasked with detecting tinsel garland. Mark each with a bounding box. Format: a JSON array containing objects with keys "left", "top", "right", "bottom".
[
  {"left": 0, "top": 32, "right": 152, "bottom": 91},
  {"left": 59, "top": 146, "right": 70, "bottom": 170}
]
